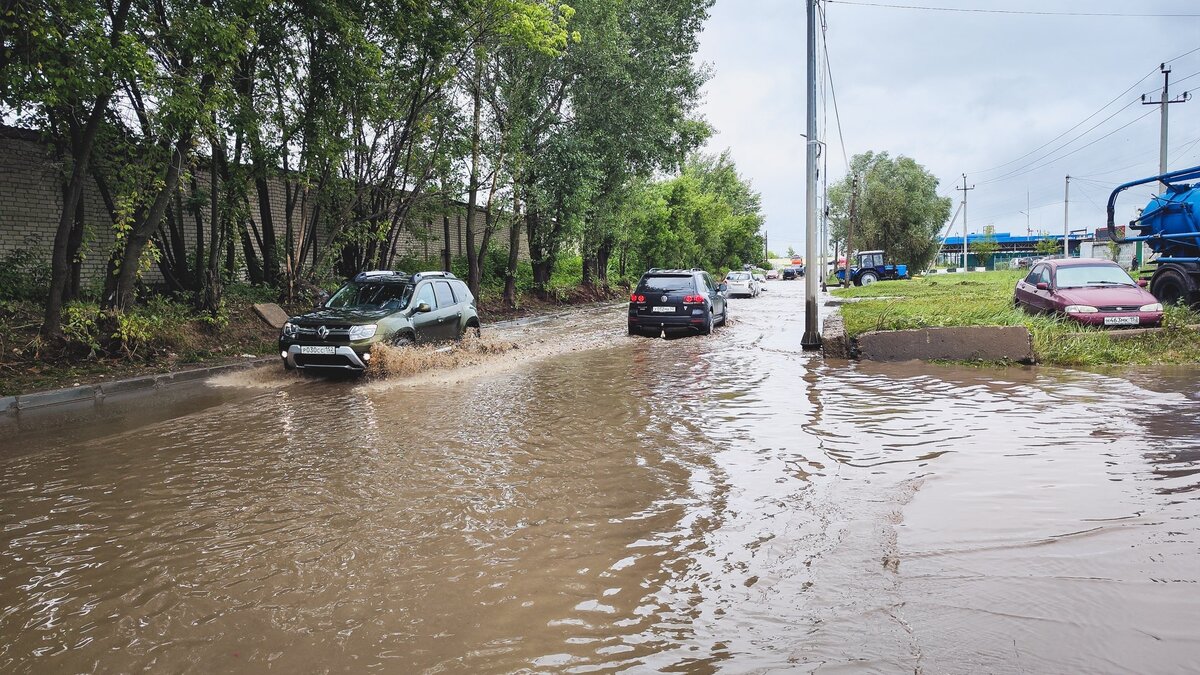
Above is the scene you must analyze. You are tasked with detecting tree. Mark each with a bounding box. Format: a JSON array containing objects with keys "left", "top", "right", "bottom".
[
  {"left": 1035, "top": 236, "right": 1061, "bottom": 256},
  {"left": 828, "top": 151, "right": 951, "bottom": 272},
  {"left": 786, "top": 246, "right": 797, "bottom": 258},
  {"left": 970, "top": 226, "right": 999, "bottom": 270}
]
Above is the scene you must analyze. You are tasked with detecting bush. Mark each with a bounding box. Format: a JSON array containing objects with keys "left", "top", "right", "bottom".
[{"left": 0, "top": 239, "right": 52, "bottom": 302}]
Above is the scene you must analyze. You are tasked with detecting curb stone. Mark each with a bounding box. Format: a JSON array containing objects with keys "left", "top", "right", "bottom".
[{"left": 6, "top": 357, "right": 275, "bottom": 416}]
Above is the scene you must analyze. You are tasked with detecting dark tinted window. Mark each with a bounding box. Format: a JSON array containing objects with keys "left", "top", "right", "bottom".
[
  {"left": 1024, "top": 267, "right": 1040, "bottom": 284},
  {"left": 638, "top": 275, "right": 697, "bottom": 294},
  {"left": 413, "top": 283, "right": 437, "bottom": 309},
  {"left": 451, "top": 280, "right": 473, "bottom": 303},
  {"left": 326, "top": 281, "right": 412, "bottom": 309},
  {"left": 434, "top": 281, "right": 455, "bottom": 308}
]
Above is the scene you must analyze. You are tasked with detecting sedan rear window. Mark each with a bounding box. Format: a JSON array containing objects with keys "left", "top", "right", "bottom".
[
  {"left": 638, "top": 276, "right": 696, "bottom": 294},
  {"left": 1056, "top": 265, "right": 1135, "bottom": 289}
]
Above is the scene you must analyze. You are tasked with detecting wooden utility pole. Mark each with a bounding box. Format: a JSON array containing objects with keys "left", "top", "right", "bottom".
[{"left": 843, "top": 176, "right": 857, "bottom": 287}]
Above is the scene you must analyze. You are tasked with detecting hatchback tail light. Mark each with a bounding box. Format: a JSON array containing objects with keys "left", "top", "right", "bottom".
[
  {"left": 630, "top": 294, "right": 646, "bottom": 303},
  {"left": 684, "top": 295, "right": 705, "bottom": 304}
]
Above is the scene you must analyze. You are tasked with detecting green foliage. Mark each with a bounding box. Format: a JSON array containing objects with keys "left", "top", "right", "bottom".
[
  {"left": 828, "top": 151, "right": 952, "bottom": 272},
  {"left": 616, "top": 151, "right": 764, "bottom": 276},
  {"left": 1035, "top": 237, "right": 1062, "bottom": 256},
  {"left": 971, "top": 229, "right": 1000, "bottom": 269},
  {"left": 0, "top": 239, "right": 53, "bottom": 302}
]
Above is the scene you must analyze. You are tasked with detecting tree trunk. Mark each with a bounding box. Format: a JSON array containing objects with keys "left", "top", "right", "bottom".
[
  {"left": 103, "top": 141, "right": 187, "bottom": 310},
  {"left": 464, "top": 56, "right": 483, "bottom": 297},
  {"left": 442, "top": 198, "right": 452, "bottom": 272},
  {"left": 65, "top": 190, "right": 87, "bottom": 303},
  {"left": 503, "top": 194, "right": 521, "bottom": 308}
]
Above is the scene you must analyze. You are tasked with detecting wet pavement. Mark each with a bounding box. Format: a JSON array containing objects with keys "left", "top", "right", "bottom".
[{"left": 2, "top": 280, "right": 1199, "bottom": 673}]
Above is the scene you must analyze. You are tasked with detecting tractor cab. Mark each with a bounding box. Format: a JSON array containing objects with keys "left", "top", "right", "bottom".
[{"left": 835, "top": 250, "right": 909, "bottom": 286}]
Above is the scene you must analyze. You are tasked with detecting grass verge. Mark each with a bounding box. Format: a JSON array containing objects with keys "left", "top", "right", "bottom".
[{"left": 831, "top": 270, "right": 1200, "bottom": 367}]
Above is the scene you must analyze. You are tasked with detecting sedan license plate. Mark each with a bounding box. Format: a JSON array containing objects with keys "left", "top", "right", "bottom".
[
  {"left": 1104, "top": 316, "right": 1139, "bottom": 326},
  {"left": 300, "top": 345, "right": 336, "bottom": 355},
  {"left": 652, "top": 306, "right": 675, "bottom": 313}
]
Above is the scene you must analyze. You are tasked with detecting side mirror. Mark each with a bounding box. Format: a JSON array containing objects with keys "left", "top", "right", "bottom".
[
  {"left": 1137, "top": 279, "right": 1148, "bottom": 288},
  {"left": 1035, "top": 282, "right": 1049, "bottom": 291},
  {"left": 414, "top": 301, "right": 432, "bottom": 313}
]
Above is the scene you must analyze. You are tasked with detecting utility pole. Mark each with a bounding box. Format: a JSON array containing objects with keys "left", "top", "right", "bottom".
[
  {"left": 1063, "top": 175, "right": 1070, "bottom": 258},
  {"left": 801, "top": 0, "right": 821, "bottom": 349},
  {"left": 955, "top": 174, "right": 974, "bottom": 270},
  {"left": 844, "top": 177, "right": 857, "bottom": 288},
  {"left": 1142, "top": 62, "right": 1191, "bottom": 189}
]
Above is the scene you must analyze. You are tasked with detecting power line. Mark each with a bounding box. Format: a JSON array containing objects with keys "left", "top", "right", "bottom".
[
  {"left": 977, "top": 106, "right": 1156, "bottom": 186},
  {"left": 971, "top": 69, "right": 1157, "bottom": 175},
  {"left": 818, "top": 2, "right": 850, "bottom": 173},
  {"left": 825, "top": 1, "right": 1200, "bottom": 18}
]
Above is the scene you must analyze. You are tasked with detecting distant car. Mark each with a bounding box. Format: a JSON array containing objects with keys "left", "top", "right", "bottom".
[
  {"left": 781, "top": 267, "right": 798, "bottom": 280},
  {"left": 724, "top": 271, "right": 758, "bottom": 297},
  {"left": 766, "top": 269, "right": 779, "bottom": 280},
  {"left": 279, "top": 270, "right": 479, "bottom": 371},
  {"left": 1009, "top": 257, "right": 1033, "bottom": 270},
  {"left": 753, "top": 273, "right": 766, "bottom": 291},
  {"left": 1013, "top": 258, "right": 1163, "bottom": 327},
  {"left": 629, "top": 268, "right": 728, "bottom": 337}
]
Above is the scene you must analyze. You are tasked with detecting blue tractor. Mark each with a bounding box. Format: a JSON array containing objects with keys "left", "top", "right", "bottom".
[
  {"left": 835, "top": 250, "right": 909, "bottom": 286},
  {"left": 1107, "top": 164, "right": 1200, "bottom": 306}
]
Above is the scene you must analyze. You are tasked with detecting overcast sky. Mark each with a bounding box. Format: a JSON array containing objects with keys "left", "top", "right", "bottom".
[{"left": 695, "top": 0, "right": 1200, "bottom": 256}]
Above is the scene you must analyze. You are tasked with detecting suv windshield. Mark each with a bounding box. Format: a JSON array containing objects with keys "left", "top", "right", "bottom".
[
  {"left": 326, "top": 281, "right": 413, "bottom": 309},
  {"left": 1056, "top": 265, "right": 1135, "bottom": 289},
  {"left": 638, "top": 276, "right": 696, "bottom": 294}
]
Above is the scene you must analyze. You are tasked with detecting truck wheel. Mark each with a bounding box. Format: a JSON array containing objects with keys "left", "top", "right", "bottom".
[
  {"left": 859, "top": 271, "right": 879, "bottom": 286},
  {"left": 1151, "top": 267, "right": 1197, "bottom": 306}
]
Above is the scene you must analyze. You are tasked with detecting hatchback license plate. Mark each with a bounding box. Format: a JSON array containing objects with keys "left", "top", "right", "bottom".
[
  {"left": 652, "top": 306, "right": 675, "bottom": 313},
  {"left": 300, "top": 345, "right": 336, "bottom": 355},
  {"left": 1104, "top": 316, "right": 1139, "bottom": 326}
]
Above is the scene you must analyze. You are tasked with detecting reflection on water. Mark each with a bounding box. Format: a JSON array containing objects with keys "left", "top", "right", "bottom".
[{"left": 1, "top": 287, "right": 1198, "bottom": 673}]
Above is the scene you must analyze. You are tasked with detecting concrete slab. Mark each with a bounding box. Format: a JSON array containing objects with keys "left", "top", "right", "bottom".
[
  {"left": 821, "top": 312, "right": 850, "bottom": 360},
  {"left": 16, "top": 385, "right": 99, "bottom": 410},
  {"left": 857, "top": 325, "right": 1033, "bottom": 363},
  {"left": 0, "top": 396, "right": 15, "bottom": 413},
  {"left": 253, "top": 303, "right": 290, "bottom": 329},
  {"left": 99, "top": 374, "right": 160, "bottom": 395}
]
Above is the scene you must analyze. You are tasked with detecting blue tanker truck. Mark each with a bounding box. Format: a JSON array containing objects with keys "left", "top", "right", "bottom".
[{"left": 1107, "top": 164, "right": 1200, "bottom": 307}]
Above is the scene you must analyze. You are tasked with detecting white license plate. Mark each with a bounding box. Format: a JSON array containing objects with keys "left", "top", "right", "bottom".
[
  {"left": 300, "top": 345, "right": 337, "bottom": 355},
  {"left": 1104, "top": 316, "right": 1139, "bottom": 326},
  {"left": 652, "top": 306, "right": 675, "bottom": 313}
]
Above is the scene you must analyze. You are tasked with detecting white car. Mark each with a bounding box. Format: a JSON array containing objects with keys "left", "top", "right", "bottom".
[{"left": 725, "top": 271, "right": 758, "bottom": 297}]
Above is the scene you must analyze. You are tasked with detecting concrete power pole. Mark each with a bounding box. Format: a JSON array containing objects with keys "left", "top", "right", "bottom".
[
  {"left": 1142, "top": 63, "right": 1191, "bottom": 189},
  {"left": 955, "top": 175, "right": 974, "bottom": 270},
  {"left": 1063, "top": 175, "right": 1070, "bottom": 258},
  {"left": 801, "top": 0, "right": 821, "bottom": 349}
]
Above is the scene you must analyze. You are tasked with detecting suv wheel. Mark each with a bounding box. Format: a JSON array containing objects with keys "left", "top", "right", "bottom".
[{"left": 700, "top": 309, "right": 713, "bottom": 335}]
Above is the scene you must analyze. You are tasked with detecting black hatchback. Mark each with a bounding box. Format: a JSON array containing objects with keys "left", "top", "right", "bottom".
[{"left": 628, "top": 268, "right": 728, "bottom": 337}]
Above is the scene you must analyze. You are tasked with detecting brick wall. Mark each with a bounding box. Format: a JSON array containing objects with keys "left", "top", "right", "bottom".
[{"left": 0, "top": 129, "right": 527, "bottom": 288}]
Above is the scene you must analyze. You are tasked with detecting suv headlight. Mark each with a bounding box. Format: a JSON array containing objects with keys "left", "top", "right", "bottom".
[
  {"left": 282, "top": 321, "right": 298, "bottom": 337},
  {"left": 349, "top": 324, "right": 378, "bottom": 340},
  {"left": 1139, "top": 302, "right": 1163, "bottom": 312},
  {"left": 1064, "top": 305, "right": 1097, "bottom": 314}
]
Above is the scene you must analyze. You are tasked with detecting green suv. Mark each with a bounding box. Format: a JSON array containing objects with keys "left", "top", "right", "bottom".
[{"left": 279, "top": 270, "right": 480, "bottom": 371}]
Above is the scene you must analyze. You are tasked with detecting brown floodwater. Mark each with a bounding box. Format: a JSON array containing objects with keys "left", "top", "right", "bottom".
[{"left": 2, "top": 282, "right": 1199, "bottom": 673}]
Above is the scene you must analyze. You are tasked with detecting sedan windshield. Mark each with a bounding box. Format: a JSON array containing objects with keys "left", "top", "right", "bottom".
[
  {"left": 326, "top": 281, "right": 413, "bottom": 309},
  {"left": 1055, "top": 265, "right": 1135, "bottom": 289}
]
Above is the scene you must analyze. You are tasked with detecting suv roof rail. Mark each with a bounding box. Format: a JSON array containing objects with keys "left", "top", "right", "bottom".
[
  {"left": 354, "top": 270, "right": 407, "bottom": 282},
  {"left": 413, "top": 270, "right": 457, "bottom": 281},
  {"left": 644, "top": 268, "right": 701, "bottom": 275}
]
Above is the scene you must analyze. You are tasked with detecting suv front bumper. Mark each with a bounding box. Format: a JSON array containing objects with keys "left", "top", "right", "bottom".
[{"left": 282, "top": 344, "right": 369, "bottom": 370}]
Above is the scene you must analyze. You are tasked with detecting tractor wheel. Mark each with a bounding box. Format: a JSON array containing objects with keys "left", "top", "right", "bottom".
[
  {"left": 859, "top": 271, "right": 879, "bottom": 286},
  {"left": 1151, "top": 267, "right": 1198, "bottom": 306}
]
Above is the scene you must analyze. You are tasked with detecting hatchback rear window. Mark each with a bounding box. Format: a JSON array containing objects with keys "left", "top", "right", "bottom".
[{"left": 638, "top": 276, "right": 696, "bottom": 294}]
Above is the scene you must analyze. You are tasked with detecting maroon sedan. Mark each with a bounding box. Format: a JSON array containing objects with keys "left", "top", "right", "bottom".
[{"left": 1013, "top": 258, "right": 1163, "bottom": 327}]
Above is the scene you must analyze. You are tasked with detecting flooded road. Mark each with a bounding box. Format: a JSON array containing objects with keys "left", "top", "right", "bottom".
[{"left": 2, "top": 281, "right": 1199, "bottom": 673}]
